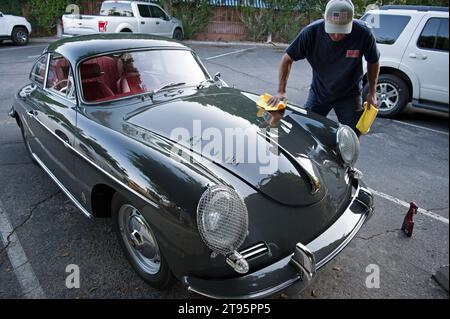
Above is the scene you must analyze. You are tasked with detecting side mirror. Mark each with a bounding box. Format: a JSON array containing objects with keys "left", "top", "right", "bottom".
[
  {"left": 0, "top": 12, "right": 3, "bottom": 17},
  {"left": 165, "top": 14, "right": 171, "bottom": 21},
  {"left": 213, "top": 72, "right": 221, "bottom": 82}
]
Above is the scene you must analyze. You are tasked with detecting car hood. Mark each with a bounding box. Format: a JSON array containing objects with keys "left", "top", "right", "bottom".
[{"left": 122, "top": 87, "right": 350, "bottom": 207}]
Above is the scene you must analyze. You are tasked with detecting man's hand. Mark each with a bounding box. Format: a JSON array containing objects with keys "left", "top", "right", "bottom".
[
  {"left": 365, "top": 91, "right": 378, "bottom": 110},
  {"left": 268, "top": 93, "right": 287, "bottom": 107}
]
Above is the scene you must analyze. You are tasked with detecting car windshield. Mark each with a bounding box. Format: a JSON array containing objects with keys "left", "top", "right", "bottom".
[{"left": 79, "top": 49, "right": 208, "bottom": 103}]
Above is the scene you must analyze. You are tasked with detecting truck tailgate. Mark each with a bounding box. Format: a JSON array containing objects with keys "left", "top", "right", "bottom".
[{"left": 63, "top": 15, "right": 98, "bottom": 35}]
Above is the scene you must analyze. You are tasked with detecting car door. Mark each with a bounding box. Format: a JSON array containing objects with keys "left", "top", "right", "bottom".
[
  {"left": 136, "top": 4, "right": 157, "bottom": 34},
  {"left": 26, "top": 53, "right": 80, "bottom": 199},
  {"left": 402, "top": 15, "right": 449, "bottom": 104},
  {"left": 0, "top": 13, "right": 8, "bottom": 36},
  {"left": 149, "top": 4, "right": 173, "bottom": 37}
]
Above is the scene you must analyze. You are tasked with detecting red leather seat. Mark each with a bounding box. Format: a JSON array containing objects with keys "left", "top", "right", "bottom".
[
  {"left": 80, "top": 63, "right": 114, "bottom": 102},
  {"left": 117, "top": 60, "right": 145, "bottom": 94}
]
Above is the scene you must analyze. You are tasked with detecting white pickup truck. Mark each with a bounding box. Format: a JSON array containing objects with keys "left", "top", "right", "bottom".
[
  {"left": 0, "top": 11, "right": 32, "bottom": 45},
  {"left": 62, "top": 0, "right": 184, "bottom": 40}
]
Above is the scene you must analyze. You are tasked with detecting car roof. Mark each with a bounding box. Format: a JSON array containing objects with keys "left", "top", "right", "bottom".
[
  {"left": 367, "top": 6, "right": 449, "bottom": 17},
  {"left": 44, "top": 33, "right": 188, "bottom": 65}
]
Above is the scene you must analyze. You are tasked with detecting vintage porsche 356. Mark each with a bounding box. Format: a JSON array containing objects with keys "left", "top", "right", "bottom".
[{"left": 9, "top": 34, "right": 374, "bottom": 298}]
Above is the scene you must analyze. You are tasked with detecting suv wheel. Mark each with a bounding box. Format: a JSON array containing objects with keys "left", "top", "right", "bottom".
[
  {"left": 364, "top": 74, "right": 410, "bottom": 118},
  {"left": 12, "top": 27, "right": 29, "bottom": 46},
  {"left": 172, "top": 28, "right": 183, "bottom": 41}
]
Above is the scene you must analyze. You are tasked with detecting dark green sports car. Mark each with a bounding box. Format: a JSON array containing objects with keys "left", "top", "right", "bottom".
[{"left": 9, "top": 34, "right": 374, "bottom": 298}]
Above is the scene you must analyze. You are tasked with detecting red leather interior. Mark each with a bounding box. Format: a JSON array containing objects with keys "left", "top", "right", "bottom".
[
  {"left": 118, "top": 61, "right": 145, "bottom": 94},
  {"left": 80, "top": 55, "right": 148, "bottom": 102},
  {"left": 80, "top": 63, "right": 114, "bottom": 102}
]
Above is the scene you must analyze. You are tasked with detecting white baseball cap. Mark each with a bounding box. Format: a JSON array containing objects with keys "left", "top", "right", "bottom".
[{"left": 324, "top": 0, "right": 355, "bottom": 34}]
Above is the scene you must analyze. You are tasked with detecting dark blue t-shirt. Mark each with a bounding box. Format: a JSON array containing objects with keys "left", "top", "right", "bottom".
[{"left": 286, "top": 19, "right": 380, "bottom": 105}]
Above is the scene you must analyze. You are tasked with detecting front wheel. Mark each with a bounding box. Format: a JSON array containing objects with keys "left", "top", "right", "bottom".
[
  {"left": 111, "top": 193, "right": 174, "bottom": 289},
  {"left": 12, "top": 27, "right": 29, "bottom": 46},
  {"left": 172, "top": 28, "right": 183, "bottom": 41},
  {"left": 363, "top": 74, "right": 410, "bottom": 118}
]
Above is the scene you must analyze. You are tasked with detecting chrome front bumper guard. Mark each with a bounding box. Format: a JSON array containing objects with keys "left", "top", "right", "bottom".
[{"left": 183, "top": 178, "right": 374, "bottom": 299}]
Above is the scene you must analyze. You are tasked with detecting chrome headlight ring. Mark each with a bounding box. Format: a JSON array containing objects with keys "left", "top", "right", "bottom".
[
  {"left": 197, "top": 185, "right": 248, "bottom": 256},
  {"left": 336, "top": 125, "right": 360, "bottom": 168}
]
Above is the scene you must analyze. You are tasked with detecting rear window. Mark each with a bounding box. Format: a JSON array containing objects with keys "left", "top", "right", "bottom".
[
  {"left": 79, "top": 50, "right": 208, "bottom": 103},
  {"left": 100, "top": 2, "right": 133, "bottom": 17},
  {"left": 361, "top": 14, "right": 411, "bottom": 45},
  {"left": 418, "top": 18, "right": 449, "bottom": 52}
]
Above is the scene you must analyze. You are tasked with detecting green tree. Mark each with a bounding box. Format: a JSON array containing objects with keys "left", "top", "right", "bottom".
[{"left": 28, "top": 0, "right": 77, "bottom": 34}]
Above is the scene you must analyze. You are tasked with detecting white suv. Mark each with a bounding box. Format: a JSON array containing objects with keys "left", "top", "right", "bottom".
[
  {"left": 362, "top": 5, "right": 449, "bottom": 117},
  {"left": 0, "top": 11, "right": 32, "bottom": 46}
]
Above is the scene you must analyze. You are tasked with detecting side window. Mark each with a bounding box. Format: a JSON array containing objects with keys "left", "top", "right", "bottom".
[
  {"left": 46, "top": 54, "right": 75, "bottom": 100},
  {"left": 418, "top": 18, "right": 449, "bottom": 52},
  {"left": 436, "top": 19, "right": 449, "bottom": 51},
  {"left": 138, "top": 5, "right": 151, "bottom": 18},
  {"left": 30, "top": 55, "right": 48, "bottom": 86},
  {"left": 150, "top": 5, "right": 165, "bottom": 19},
  {"left": 361, "top": 14, "right": 411, "bottom": 45}
]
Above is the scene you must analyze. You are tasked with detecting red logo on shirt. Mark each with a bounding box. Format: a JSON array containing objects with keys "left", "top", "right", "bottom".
[{"left": 346, "top": 50, "right": 360, "bottom": 58}]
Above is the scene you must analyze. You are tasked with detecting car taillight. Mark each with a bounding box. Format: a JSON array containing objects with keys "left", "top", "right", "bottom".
[{"left": 98, "top": 21, "right": 108, "bottom": 32}]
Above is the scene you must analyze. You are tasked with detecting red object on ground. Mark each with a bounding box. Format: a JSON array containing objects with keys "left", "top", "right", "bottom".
[{"left": 402, "top": 202, "right": 418, "bottom": 237}]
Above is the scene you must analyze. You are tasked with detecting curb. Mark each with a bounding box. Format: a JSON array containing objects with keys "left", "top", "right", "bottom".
[{"left": 433, "top": 265, "right": 449, "bottom": 292}]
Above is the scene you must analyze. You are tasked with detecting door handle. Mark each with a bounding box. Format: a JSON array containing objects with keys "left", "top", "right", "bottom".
[
  {"left": 409, "top": 53, "right": 428, "bottom": 60},
  {"left": 141, "top": 21, "right": 145, "bottom": 24},
  {"left": 156, "top": 21, "right": 160, "bottom": 24},
  {"left": 27, "top": 110, "right": 37, "bottom": 117}
]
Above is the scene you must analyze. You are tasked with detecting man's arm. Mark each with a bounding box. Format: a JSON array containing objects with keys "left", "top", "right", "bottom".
[
  {"left": 269, "top": 53, "right": 294, "bottom": 106},
  {"left": 366, "top": 61, "right": 380, "bottom": 109}
]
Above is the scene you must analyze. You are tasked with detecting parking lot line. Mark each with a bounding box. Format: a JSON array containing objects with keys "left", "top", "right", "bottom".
[
  {"left": 369, "top": 188, "right": 449, "bottom": 224},
  {"left": 204, "top": 47, "right": 256, "bottom": 61},
  {"left": 0, "top": 200, "right": 46, "bottom": 299},
  {"left": 390, "top": 119, "right": 449, "bottom": 136}
]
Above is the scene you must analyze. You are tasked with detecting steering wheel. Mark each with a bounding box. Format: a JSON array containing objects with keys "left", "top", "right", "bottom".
[{"left": 53, "top": 79, "right": 69, "bottom": 94}]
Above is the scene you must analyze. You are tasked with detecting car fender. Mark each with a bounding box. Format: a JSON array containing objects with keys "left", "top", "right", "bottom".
[
  {"left": 114, "top": 22, "right": 136, "bottom": 33},
  {"left": 397, "top": 62, "right": 420, "bottom": 100}
]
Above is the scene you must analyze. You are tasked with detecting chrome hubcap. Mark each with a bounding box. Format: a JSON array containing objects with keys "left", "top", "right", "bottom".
[
  {"left": 118, "top": 205, "right": 161, "bottom": 274},
  {"left": 17, "top": 31, "right": 27, "bottom": 43},
  {"left": 376, "top": 83, "right": 399, "bottom": 111}
]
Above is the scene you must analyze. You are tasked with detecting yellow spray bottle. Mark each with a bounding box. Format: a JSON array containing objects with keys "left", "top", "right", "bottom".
[{"left": 356, "top": 102, "right": 379, "bottom": 135}]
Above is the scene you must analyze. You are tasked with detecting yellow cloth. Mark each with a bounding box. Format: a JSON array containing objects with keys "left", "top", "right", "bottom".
[{"left": 256, "top": 93, "right": 287, "bottom": 111}]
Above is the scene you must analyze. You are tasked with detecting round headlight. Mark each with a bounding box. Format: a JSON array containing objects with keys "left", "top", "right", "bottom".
[
  {"left": 336, "top": 125, "right": 360, "bottom": 167},
  {"left": 197, "top": 185, "right": 248, "bottom": 255}
]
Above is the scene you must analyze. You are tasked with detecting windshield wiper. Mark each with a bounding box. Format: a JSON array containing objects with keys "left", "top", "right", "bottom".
[
  {"left": 197, "top": 79, "right": 215, "bottom": 90},
  {"left": 153, "top": 82, "right": 186, "bottom": 95}
]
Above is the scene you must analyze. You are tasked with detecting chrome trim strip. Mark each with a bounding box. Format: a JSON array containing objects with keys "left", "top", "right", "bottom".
[
  {"left": 32, "top": 152, "right": 93, "bottom": 219},
  {"left": 31, "top": 114, "right": 160, "bottom": 209},
  {"left": 242, "top": 247, "right": 268, "bottom": 260},
  {"left": 187, "top": 276, "right": 301, "bottom": 300},
  {"left": 239, "top": 242, "right": 265, "bottom": 255}
]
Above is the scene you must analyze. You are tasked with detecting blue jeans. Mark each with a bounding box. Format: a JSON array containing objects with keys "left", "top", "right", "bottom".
[{"left": 305, "top": 93, "right": 363, "bottom": 134}]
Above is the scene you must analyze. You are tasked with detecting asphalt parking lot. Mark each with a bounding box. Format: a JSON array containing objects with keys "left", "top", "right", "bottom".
[{"left": 0, "top": 39, "right": 448, "bottom": 299}]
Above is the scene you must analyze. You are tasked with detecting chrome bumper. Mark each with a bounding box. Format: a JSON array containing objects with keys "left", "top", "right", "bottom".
[{"left": 182, "top": 178, "right": 374, "bottom": 299}]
